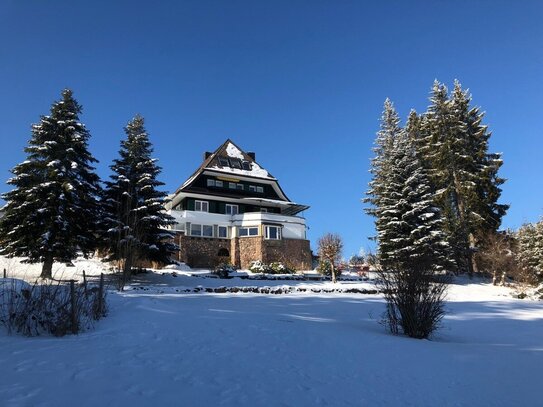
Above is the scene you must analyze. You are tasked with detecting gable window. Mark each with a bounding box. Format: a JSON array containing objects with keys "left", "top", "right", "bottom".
[
  {"left": 239, "top": 227, "right": 259, "bottom": 237},
  {"left": 226, "top": 204, "right": 239, "bottom": 215},
  {"left": 229, "top": 182, "right": 236, "bottom": 189},
  {"left": 194, "top": 200, "right": 209, "bottom": 212},
  {"left": 256, "top": 186, "right": 264, "bottom": 193},
  {"left": 218, "top": 157, "right": 229, "bottom": 167},
  {"left": 265, "top": 226, "right": 281, "bottom": 240},
  {"left": 242, "top": 161, "right": 251, "bottom": 171},
  {"left": 218, "top": 226, "right": 228, "bottom": 238}
]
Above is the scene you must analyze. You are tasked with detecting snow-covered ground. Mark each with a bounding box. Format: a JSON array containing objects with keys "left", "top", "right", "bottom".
[{"left": 1, "top": 256, "right": 542, "bottom": 407}]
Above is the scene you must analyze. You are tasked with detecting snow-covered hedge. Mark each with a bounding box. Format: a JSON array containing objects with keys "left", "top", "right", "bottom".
[{"left": 248, "top": 261, "right": 295, "bottom": 274}]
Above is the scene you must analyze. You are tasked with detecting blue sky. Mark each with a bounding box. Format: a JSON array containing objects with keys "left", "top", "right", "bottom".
[{"left": 1, "top": 0, "right": 542, "bottom": 257}]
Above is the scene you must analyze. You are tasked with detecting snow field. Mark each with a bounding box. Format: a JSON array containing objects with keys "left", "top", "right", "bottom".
[{"left": 0, "top": 257, "right": 542, "bottom": 406}]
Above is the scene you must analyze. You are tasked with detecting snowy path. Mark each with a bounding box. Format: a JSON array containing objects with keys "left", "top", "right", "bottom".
[{"left": 1, "top": 286, "right": 542, "bottom": 407}]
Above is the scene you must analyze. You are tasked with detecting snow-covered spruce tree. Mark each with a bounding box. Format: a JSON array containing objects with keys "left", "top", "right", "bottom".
[
  {"left": 365, "top": 101, "right": 452, "bottom": 338},
  {"left": 364, "top": 99, "right": 401, "bottom": 267},
  {"left": 101, "top": 115, "right": 176, "bottom": 282},
  {"left": 0, "top": 89, "right": 102, "bottom": 279},
  {"left": 418, "top": 80, "right": 508, "bottom": 274},
  {"left": 516, "top": 221, "right": 543, "bottom": 284},
  {"left": 365, "top": 100, "right": 451, "bottom": 272}
]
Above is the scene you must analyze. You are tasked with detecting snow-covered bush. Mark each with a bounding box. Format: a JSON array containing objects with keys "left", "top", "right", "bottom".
[
  {"left": 213, "top": 263, "right": 236, "bottom": 279},
  {"left": 249, "top": 261, "right": 295, "bottom": 274},
  {"left": 269, "top": 262, "right": 295, "bottom": 274},
  {"left": 0, "top": 278, "right": 107, "bottom": 337}
]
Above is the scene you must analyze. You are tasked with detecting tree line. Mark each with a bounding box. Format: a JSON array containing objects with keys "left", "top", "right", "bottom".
[
  {"left": 0, "top": 89, "right": 176, "bottom": 280},
  {"left": 366, "top": 80, "right": 508, "bottom": 276}
]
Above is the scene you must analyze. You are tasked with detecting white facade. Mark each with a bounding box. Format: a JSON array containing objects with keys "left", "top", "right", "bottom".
[{"left": 167, "top": 209, "right": 306, "bottom": 240}]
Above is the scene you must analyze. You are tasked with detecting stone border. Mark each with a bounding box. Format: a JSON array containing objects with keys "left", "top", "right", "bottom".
[{"left": 130, "top": 285, "right": 380, "bottom": 295}]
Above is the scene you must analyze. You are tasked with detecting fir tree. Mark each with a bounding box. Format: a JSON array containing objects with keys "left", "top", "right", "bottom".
[
  {"left": 516, "top": 220, "right": 543, "bottom": 283},
  {"left": 419, "top": 80, "right": 508, "bottom": 274},
  {"left": 102, "top": 115, "right": 176, "bottom": 281},
  {"left": 0, "top": 89, "right": 101, "bottom": 278},
  {"left": 366, "top": 100, "right": 451, "bottom": 272}
]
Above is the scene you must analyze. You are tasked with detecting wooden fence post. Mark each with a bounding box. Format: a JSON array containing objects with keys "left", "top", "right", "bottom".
[
  {"left": 70, "top": 280, "right": 78, "bottom": 334},
  {"left": 97, "top": 273, "right": 104, "bottom": 318},
  {"left": 82, "top": 270, "right": 87, "bottom": 295}
]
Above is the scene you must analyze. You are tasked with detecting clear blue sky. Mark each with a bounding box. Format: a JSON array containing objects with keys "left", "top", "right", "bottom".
[{"left": 1, "top": 0, "right": 542, "bottom": 258}]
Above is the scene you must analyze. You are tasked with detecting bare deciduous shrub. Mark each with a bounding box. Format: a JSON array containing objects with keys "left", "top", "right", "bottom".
[
  {"left": 0, "top": 277, "right": 107, "bottom": 337},
  {"left": 377, "top": 264, "right": 449, "bottom": 339},
  {"left": 317, "top": 233, "right": 343, "bottom": 283}
]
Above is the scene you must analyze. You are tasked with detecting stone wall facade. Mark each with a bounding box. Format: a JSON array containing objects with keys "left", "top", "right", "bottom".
[{"left": 175, "top": 233, "right": 312, "bottom": 270}]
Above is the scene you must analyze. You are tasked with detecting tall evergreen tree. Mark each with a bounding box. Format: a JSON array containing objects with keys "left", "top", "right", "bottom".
[
  {"left": 418, "top": 80, "right": 508, "bottom": 274},
  {"left": 0, "top": 89, "right": 101, "bottom": 278},
  {"left": 516, "top": 220, "right": 543, "bottom": 283},
  {"left": 366, "top": 101, "right": 451, "bottom": 272},
  {"left": 102, "top": 115, "right": 176, "bottom": 279}
]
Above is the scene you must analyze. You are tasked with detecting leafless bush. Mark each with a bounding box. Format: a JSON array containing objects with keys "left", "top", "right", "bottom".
[
  {"left": 0, "top": 276, "right": 107, "bottom": 337},
  {"left": 377, "top": 264, "right": 449, "bottom": 339},
  {"left": 317, "top": 233, "right": 343, "bottom": 283}
]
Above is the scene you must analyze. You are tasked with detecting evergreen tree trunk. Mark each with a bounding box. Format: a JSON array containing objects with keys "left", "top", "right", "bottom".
[{"left": 41, "top": 254, "right": 54, "bottom": 279}]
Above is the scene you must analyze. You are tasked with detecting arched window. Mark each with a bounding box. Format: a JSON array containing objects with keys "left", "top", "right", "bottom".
[{"left": 218, "top": 248, "right": 229, "bottom": 257}]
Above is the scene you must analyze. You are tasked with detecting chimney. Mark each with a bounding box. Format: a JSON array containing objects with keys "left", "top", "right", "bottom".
[
  {"left": 204, "top": 151, "right": 213, "bottom": 160},
  {"left": 247, "top": 152, "right": 256, "bottom": 160}
]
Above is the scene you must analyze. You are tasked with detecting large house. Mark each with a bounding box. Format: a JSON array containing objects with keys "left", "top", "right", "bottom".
[{"left": 165, "top": 139, "right": 312, "bottom": 269}]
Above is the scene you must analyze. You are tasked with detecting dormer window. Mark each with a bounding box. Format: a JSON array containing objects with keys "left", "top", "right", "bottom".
[
  {"left": 218, "top": 157, "right": 229, "bottom": 167},
  {"left": 230, "top": 159, "right": 242, "bottom": 169},
  {"left": 242, "top": 161, "right": 251, "bottom": 171}
]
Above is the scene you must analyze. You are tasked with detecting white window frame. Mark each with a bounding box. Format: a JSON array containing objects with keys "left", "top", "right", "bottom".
[
  {"left": 226, "top": 204, "right": 239, "bottom": 215},
  {"left": 256, "top": 186, "right": 264, "bottom": 193},
  {"left": 191, "top": 224, "right": 202, "bottom": 236},
  {"left": 239, "top": 227, "right": 259, "bottom": 237},
  {"left": 194, "top": 200, "right": 209, "bottom": 212},
  {"left": 260, "top": 208, "right": 268, "bottom": 213},
  {"left": 207, "top": 179, "right": 215, "bottom": 187},
  {"left": 229, "top": 182, "right": 236, "bottom": 189},
  {"left": 215, "top": 180, "right": 223, "bottom": 187},
  {"left": 191, "top": 224, "right": 214, "bottom": 237},
  {"left": 265, "top": 226, "right": 281, "bottom": 240},
  {"left": 249, "top": 185, "right": 257, "bottom": 192},
  {"left": 202, "top": 225, "right": 213, "bottom": 237},
  {"left": 218, "top": 226, "right": 228, "bottom": 238}
]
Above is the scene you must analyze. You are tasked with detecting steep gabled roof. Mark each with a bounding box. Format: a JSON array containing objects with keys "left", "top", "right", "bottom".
[
  {"left": 168, "top": 139, "right": 308, "bottom": 215},
  {"left": 175, "top": 139, "right": 276, "bottom": 194}
]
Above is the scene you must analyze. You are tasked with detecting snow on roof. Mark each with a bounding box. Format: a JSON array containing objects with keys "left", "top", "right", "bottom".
[
  {"left": 226, "top": 142, "right": 244, "bottom": 159},
  {"left": 209, "top": 163, "right": 274, "bottom": 179}
]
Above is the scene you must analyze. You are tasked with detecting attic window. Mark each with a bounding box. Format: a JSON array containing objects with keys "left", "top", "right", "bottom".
[
  {"left": 242, "top": 161, "right": 251, "bottom": 171},
  {"left": 218, "top": 157, "right": 229, "bottom": 167},
  {"left": 230, "top": 158, "right": 242, "bottom": 169}
]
